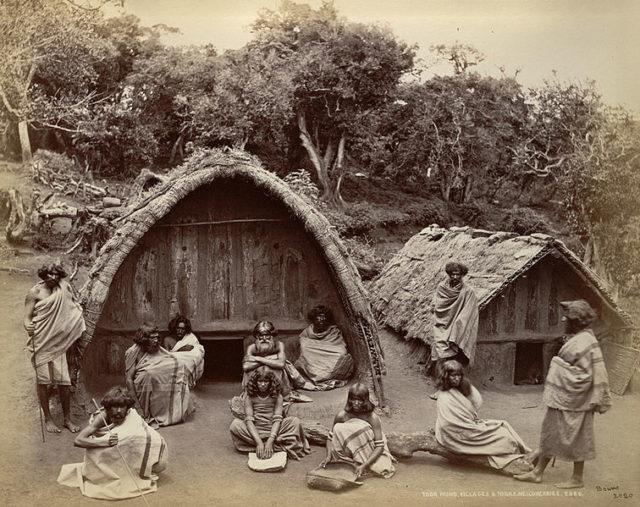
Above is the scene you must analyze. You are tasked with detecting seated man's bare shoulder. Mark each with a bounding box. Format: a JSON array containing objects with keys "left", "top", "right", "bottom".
[{"left": 334, "top": 409, "right": 350, "bottom": 424}]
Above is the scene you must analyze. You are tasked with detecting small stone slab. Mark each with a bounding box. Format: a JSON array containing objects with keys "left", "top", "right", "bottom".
[{"left": 247, "top": 451, "right": 287, "bottom": 472}]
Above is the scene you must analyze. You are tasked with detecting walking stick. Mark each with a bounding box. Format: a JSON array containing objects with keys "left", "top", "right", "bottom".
[
  {"left": 28, "top": 335, "right": 46, "bottom": 443},
  {"left": 91, "top": 399, "right": 152, "bottom": 507}
]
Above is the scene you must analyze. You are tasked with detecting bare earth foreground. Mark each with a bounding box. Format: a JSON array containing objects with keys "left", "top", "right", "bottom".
[{"left": 1, "top": 267, "right": 638, "bottom": 507}]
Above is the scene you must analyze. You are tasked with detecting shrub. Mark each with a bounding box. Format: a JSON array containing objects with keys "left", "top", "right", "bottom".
[
  {"left": 454, "top": 202, "right": 484, "bottom": 227},
  {"left": 501, "top": 207, "right": 549, "bottom": 235},
  {"left": 283, "top": 169, "right": 320, "bottom": 201},
  {"left": 404, "top": 202, "right": 446, "bottom": 227}
]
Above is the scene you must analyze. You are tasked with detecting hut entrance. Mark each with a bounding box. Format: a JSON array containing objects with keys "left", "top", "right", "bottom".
[
  {"left": 201, "top": 338, "right": 244, "bottom": 382},
  {"left": 514, "top": 342, "right": 544, "bottom": 385}
]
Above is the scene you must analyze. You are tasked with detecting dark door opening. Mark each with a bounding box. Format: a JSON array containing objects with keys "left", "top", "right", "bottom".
[
  {"left": 514, "top": 342, "right": 544, "bottom": 385},
  {"left": 202, "top": 339, "right": 244, "bottom": 382}
]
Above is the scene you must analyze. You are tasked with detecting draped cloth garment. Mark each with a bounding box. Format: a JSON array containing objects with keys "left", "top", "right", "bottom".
[
  {"left": 125, "top": 344, "right": 194, "bottom": 427},
  {"left": 539, "top": 329, "right": 611, "bottom": 461},
  {"left": 431, "top": 281, "right": 479, "bottom": 365},
  {"left": 295, "top": 324, "right": 354, "bottom": 390},
  {"left": 327, "top": 418, "right": 396, "bottom": 478},
  {"left": 435, "top": 386, "right": 530, "bottom": 469},
  {"left": 170, "top": 332, "right": 205, "bottom": 388},
  {"left": 241, "top": 339, "right": 305, "bottom": 396},
  {"left": 57, "top": 409, "right": 168, "bottom": 500},
  {"left": 229, "top": 395, "right": 310, "bottom": 459},
  {"left": 29, "top": 279, "right": 85, "bottom": 368}
]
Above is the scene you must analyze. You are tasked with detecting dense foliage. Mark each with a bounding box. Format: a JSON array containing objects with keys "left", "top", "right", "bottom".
[{"left": 0, "top": 0, "right": 637, "bottom": 291}]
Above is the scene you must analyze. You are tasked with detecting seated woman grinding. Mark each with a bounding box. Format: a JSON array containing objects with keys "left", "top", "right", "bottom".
[
  {"left": 435, "top": 359, "right": 533, "bottom": 471},
  {"left": 320, "top": 383, "right": 396, "bottom": 479},
  {"left": 230, "top": 366, "right": 310, "bottom": 460}
]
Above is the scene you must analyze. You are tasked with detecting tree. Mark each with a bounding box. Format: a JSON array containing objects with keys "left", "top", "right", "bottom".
[
  {"left": 520, "top": 78, "right": 640, "bottom": 294},
  {"left": 0, "top": 0, "right": 118, "bottom": 161},
  {"left": 431, "top": 42, "right": 485, "bottom": 75},
  {"left": 249, "top": 0, "right": 415, "bottom": 207},
  {"left": 0, "top": 0, "right": 169, "bottom": 174},
  {"left": 366, "top": 72, "right": 527, "bottom": 203},
  {"left": 558, "top": 104, "right": 640, "bottom": 295}
]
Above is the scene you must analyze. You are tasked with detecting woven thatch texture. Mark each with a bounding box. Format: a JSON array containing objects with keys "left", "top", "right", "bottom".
[
  {"left": 79, "top": 149, "right": 384, "bottom": 397},
  {"left": 371, "top": 225, "right": 632, "bottom": 345}
]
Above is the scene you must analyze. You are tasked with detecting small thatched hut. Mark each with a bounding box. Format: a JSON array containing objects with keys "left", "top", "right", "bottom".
[
  {"left": 79, "top": 150, "right": 384, "bottom": 400},
  {"left": 372, "top": 225, "right": 635, "bottom": 390}
]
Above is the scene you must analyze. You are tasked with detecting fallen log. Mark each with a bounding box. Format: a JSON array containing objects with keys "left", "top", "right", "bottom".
[
  {"left": 386, "top": 430, "right": 533, "bottom": 476},
  {"left": 84, "top": 183, "right": 107, "bottom": 197},
  {"left": 102, "top": 197, "right": 121, "bottom": 208},
  {"left": 39, "top": 205, "right": 78, "bottom": 218},
  {"left": 299, "top": 421, "right": 533, "bottom": 477}
]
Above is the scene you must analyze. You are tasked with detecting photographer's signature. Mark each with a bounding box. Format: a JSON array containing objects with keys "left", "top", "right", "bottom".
[{"left": 595, "top": 485, "right": 634, "bottom": 500}]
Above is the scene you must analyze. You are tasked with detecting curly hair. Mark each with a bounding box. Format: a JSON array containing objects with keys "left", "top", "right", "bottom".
[
  {"left": 345, "top": 382, "right": 375, "bottom": 414},
  {"left": 436, "top": 360, "right": 464, "bottom": 391},
  {"left": 37, "top": 262, "right": 68, "bottom": 280},
  {"left": 246, "top": 367, "right": 281, "bottom": 398},
  {"left": 444, "top": 262, "right": 469, "bottom": 276},
  {"left": 307, "top": 305, "right": 334, "bottom": 324},
  {"left": 102, "top": 386, "right": 135, "bottom": 409},
  {"left": 133, "top": 323, "right": 159, "bottom": 345},
  {"left": 560, "top": 300, "right": 597, "bottom": 331},
  {"left": 253, "top": 320, "right": 277, "bottom": 338},
  {"left": 168, "top": 314, "right": 192, "bottom": 335}
]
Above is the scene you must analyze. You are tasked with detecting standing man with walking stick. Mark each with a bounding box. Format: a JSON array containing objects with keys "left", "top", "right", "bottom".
[{"left": 24, "top": 261, "right": 85, "bottom": 433}]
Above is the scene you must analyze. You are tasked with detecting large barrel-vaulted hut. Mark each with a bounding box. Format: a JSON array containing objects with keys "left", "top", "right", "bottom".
[
  {"left": 79, "top": 150, "right": 385, "bottom": 401},
  {"left": 372, "top": 225, "right": 636, "bottom": 393}
]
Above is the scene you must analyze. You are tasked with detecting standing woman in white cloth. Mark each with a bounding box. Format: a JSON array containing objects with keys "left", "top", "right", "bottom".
[
  {"left": 295, "top": 305, "right": 354, "bottom": 390},
  {"left": 321, "top": 383, "right": 396, "bottom": 479},
  {"left": 515, "top": 300, "right": 611, "bottom": 488},
  {"left": 435, "top": 360, "right": 532, "bottom": 470}
]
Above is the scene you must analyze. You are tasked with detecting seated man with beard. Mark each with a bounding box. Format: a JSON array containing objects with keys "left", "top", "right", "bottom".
[
  {"left": 125, "top": 324, "right": 194, "bottom": 427},
  {"left": 166, "top": 314, "right": 205, "bottom": 388},
  {"left": 242, "top": 320, "right": 309, "bottom": 402},
  {"left": 57, "top": 387, "right": 168, "bottom": 500},
  {"left": 295, "top": 305, "right": 354, "bottom": 391}
]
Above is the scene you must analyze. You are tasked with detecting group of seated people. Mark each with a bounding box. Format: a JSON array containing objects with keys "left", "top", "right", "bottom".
[
  {"left": 125, "top": 315, "right": 205, "bottom": 427},
  {"left": 239, "top": 306, "right": 354, "bottom": 403},
  {"left": 60, "top": 305, "right": 540, "bottom": 500},
  {"left": 106, "top": 304, "right": 353, "bottom": 432}
]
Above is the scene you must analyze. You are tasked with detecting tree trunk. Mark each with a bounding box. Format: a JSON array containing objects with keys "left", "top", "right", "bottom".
[
  {"left": 18, "top": 121, "right": 32, "bottom": 163},
  {"left": 169, "top": 132, "right": 184, "bottom": 164},
  {"left": 297, "top": 111, "right": 345, "bottom": 208},
  {"left": 299, "top": 422, "right": 534, "bottom": 477},
  {"left": 440, "top": 175, "right": 451, "bottom": 201},
  {"left": 583, "top": 235, "right": 619, "bottom": 300},
  {"left": 462, "top": 174, "right": 474, "bottom": 203}
]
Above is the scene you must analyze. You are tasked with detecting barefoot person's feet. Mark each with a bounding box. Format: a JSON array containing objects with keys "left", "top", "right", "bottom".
[
  {"left": 63, "top": 419, "right": 80, "bottom": 433},
  {"left": 429, "top": 392, "right": 439, "bottom": 400},
  {"left": 513, "top": 470, "right": 542, "bottom": 483},
  {"left": 554, "top": 479, "right": 584, "bottom": 489},
  {"left": 45, "top": 419, "right": 62, "bottom": 433}
]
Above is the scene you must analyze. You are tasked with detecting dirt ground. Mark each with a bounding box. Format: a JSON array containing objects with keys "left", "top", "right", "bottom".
[{"left": 1, "top": 253, "right": 639, "bottom": 506}]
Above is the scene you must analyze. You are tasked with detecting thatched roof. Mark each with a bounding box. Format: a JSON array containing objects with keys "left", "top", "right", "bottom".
[
  {"left": 79, "top": 149, "right": 385, "bottom": 399},
  {"left": 371, "top": 225, "right": 634, "bottom": 344}
]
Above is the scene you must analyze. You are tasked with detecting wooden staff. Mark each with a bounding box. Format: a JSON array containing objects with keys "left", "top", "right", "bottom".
[
  {"left": 28, "top": 336, "right": 46, "bottom": 443},
  {"left": 90, "top": 399, "right": 151, "bottom": 507}
]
